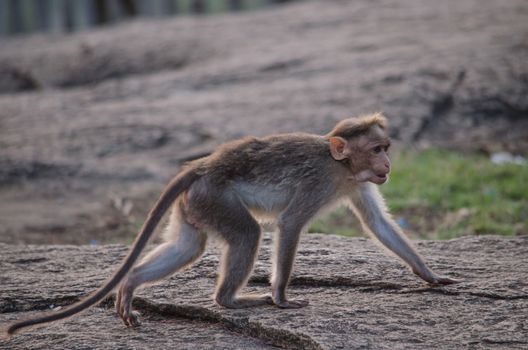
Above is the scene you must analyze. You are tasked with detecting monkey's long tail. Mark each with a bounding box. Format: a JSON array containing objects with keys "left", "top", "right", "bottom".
[{"left": 6, "top": 168, "right": 201, "bottom": 336}]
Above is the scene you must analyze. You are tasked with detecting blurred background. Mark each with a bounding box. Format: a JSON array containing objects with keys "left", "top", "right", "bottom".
[
  {"left": 0, "top": 0, "right": 526, "bottom": 245},
  {"left": 0, "top": 0, "right": 292, "bottom": 36}
]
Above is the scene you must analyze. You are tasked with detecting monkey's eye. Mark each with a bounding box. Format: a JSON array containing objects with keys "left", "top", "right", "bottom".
[{"left": 373, "top": 146, "right": 383, "bottom": 154}]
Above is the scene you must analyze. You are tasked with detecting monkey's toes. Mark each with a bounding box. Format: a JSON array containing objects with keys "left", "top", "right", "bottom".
[
  {"left": 433, "top": 276, "right": 460, "bottom": 285},
  {"left": 122, "top": 310, "right": 141, "bottom": 327},
  {"left": 254, "top": 293, "right": 274, "bottom": 305},
  {"left": 264, "top": 295, "right": 275, "bottom": 305},
  {"left": 424, "top": 274, "right": 460, "bottom": 286},
  {"left": 276, "top": 299, "right": 309, "bottom": 309}
]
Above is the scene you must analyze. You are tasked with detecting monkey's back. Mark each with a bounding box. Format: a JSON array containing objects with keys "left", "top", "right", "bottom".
[{"left": 194, "top": 133, "right": 335, "bottom": 187}]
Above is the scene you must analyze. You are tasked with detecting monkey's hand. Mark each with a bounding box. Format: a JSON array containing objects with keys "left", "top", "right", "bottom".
[
  {"left": 427, "top": 275, "right": 460, "bottom": 285},
  {"left": 413, "top": 269, "right": 460, "bottom": 285}
]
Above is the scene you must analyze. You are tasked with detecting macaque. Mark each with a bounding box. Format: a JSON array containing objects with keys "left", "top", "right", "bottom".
[{"left": 7, "top": 113, "right": 456, "bottom": 335}]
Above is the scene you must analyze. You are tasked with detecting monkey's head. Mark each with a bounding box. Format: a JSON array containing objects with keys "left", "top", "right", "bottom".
[{"left": 326, "top": 113, "right": 391, "bottom": 185}]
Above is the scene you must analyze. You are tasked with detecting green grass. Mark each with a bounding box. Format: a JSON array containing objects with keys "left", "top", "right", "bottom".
[
  {"left": 309, "top": 206, "right": 363, "bottom": 237},
  {"left": 309, "top": 149, "right": 528, "bottom": 239}
]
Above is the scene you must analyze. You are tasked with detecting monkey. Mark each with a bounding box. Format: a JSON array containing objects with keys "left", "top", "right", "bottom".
[{"left": 6, "top": 112, "right": 457, "bottom": 335}]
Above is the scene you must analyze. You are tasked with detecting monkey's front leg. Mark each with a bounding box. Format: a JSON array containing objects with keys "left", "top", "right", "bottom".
[
  {"left": 368, "top": 217, "right": 458, "bottom": 285},
  {"left": 350, "top": 184, "right": 458, "bottom": 285},
  {"left": 271, "top": 220, "right": 309, "bottom": 309}
]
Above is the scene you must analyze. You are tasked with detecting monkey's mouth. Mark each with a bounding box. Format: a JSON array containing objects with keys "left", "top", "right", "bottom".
[{"left": 372, "top": 173, "right": 389, "bottom": 184}]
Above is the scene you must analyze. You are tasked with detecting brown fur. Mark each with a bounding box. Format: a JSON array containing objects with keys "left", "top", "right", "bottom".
[{"left": 326, "top": 112, "right": 387, "bottom": 139}]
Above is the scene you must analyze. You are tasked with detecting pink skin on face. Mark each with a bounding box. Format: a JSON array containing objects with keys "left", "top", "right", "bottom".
[
  {"left": 353, "top": 128, "right": 391, "bottom": 185},
  {"left": 350, "top": 169, "right": 389, "bottom": 184}
]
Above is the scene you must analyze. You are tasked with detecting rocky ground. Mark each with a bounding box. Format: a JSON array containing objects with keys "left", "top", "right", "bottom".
[
  {"left": 0, "top": 0, "right": 527, "bottom": 244},
  {"left": 1, "top": 234, "right": 527, "bottom": 349}
]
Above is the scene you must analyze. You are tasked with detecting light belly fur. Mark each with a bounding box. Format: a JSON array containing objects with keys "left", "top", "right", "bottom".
[{"left": 231, "top": 182, "right": 291, "bottom": 222}]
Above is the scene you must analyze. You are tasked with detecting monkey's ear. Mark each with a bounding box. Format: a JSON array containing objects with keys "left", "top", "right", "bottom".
[{"left": 329, "top": 136, "right": 348, "bottom": 160}]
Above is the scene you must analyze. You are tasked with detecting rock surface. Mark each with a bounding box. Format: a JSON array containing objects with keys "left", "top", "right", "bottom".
[
  {"left": 1, "top": 234, "right": 527, "bottom": 349},
  {"left": 0, "top": 0, "right": 527, "bottom": 244}
]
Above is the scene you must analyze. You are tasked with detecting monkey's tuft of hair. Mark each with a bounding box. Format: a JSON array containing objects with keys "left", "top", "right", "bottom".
[
  {"left": 327, "top": 112, "right": 387, "bottom": 139},
  {"left": 2, "top": 326, "right": 13, "bottom": 340},
  {"left": 6, "top": 323, "right": 23, "bottom": 337}
]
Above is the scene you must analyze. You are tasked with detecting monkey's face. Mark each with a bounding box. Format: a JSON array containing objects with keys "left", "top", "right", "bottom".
[
  {"left": 354, "top": 127, "right": 391, "bottom": 184},
  {"left": 329, "top": 125, "right": 391, "bottom": 185}
]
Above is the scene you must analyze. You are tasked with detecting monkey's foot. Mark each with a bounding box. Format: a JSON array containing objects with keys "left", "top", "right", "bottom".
[
  {"left": 120, "top": 310, "right": 141, "bottom": 327},
  {"left": 117, "top": 304, "right": 142, "bottom": 327},
  {"left": 275, "top": 299, "right": 309, "bottom": 309},
  {"left": 116, "top": 283, "right": 141, "bottom": 327},
  {"left": 217, "top": 294, "right": 274, "bottom": 308}
]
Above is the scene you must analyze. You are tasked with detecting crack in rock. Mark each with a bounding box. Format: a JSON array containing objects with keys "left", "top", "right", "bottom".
[
  {"left": 268, "top": 275, "right": 528, "bottom": 301},
  {"left": 0, "top": 296, "right": 81, "bottom": 314},
  {"left": 289, "top": 276, "right": 404, "bottom": 291},
  {"left": 129, "top": 297, "right": 323, "bottom": 350},
  {"left": 398, "top": 287, "right": 528, "bottom": 301},
  {"left": 250, "top": 275, "right": 405, "bottom": 291},
  {"left": 482, "top": 338, "right": 528, "bottom": 345}
]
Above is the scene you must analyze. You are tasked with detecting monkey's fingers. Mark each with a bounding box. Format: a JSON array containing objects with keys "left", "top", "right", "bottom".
[
  {"left": 413, "top": 268, "right": 460, "bottom": 285},
  {"left": 429, "top": 275, "right": 460, "bottom": 285},
  {"left": 122, "top": 310, "right": 141, "bottom": 327}
]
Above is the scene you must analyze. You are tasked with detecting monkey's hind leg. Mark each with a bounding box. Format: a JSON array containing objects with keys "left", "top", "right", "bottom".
[
  {"left": 212, "top": 197, "right": 272, "bottom": 308},
  {"left": 116, "top": 215, "right": 206, "bottom": 327}
]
